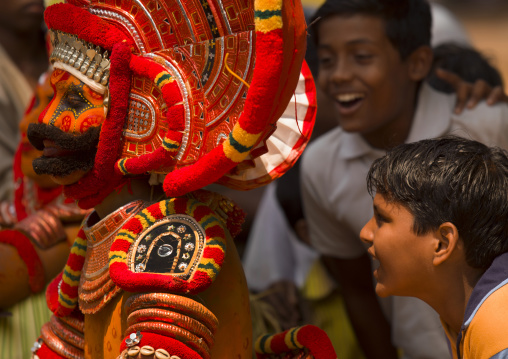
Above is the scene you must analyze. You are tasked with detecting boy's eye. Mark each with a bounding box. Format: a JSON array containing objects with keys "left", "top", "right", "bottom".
[
  {"left": 354, "top": 54, "right": 373, "bottom": 63},
  {"left": 374, "top": 213, "right": 388, "bottom": 227},
  {"left": 317, "top": 53, "right": 334, "bottom": 68}
]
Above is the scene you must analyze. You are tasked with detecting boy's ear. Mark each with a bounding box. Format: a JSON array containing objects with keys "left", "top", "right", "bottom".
[
  {"left": 407, "top": 45, "right": 433, "bottom": 82},
  {"left": 433, "top": 222, "right": 460, "bottom": 266}
]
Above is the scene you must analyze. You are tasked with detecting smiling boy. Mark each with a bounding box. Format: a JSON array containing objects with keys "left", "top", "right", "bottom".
[
  {"left": 361, "top": 136, "right": 508, "bottom": 359},
  {"left": 301, "top": 0, "right": 508, "bottom": 358}
]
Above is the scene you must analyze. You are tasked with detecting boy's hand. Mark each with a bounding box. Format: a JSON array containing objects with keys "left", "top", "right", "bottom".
[{"left": 436, "top": 68, "right": 507, "bottom": 114}]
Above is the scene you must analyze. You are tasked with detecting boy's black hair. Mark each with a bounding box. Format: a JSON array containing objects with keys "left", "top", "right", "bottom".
[
  {"left": 312, "top": 0, "right": 432, "bottom": 59},
  {"left": 367, "top": 136, "right": 508, "bottom": 270},
  {"left": 428, "top": 43, "right": 504, "bottom": 93}
]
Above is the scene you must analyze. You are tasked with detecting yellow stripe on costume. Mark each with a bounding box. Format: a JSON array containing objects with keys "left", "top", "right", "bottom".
[
  {"left": 70, "top": 244, "right": 86, "bottom": 257},
  {"left": 62, "top": 268, "right": 80, "bottom": 287},
  {"left": 255, "top": 335, "right": 274, "bottom": 354},
  {"left": 255, "top": 0, "right": 282, "bottom": 11},
  {"left": 63, "top": 266, "right": 81, "bottom": 279},
  {"left": 232, "top": 125, "right": 261, "bottom": 147},
  {"left": 207, "top": 237, "right": 227, "bottom": 249},
  {"left": 223, "top": 125, "right": 261, "bottom": 163},
  {"left": 255, "top": 17, "right": 283, "bottom": 33},
  {"left": 141, "top": 210, "right": 157, "bottom": 225},
  {"left": 154, "top": 71, "right": 174, "bottom": 88},
  {"left": 109, "top": 251, "right": 127, "bottom": 264},
  {"left": 115, "top": 234, "right": 136, "bottom": 244},
  {"left": 159, "top": 200, "right": 168, "bottom": 216},
  {"left": 162, "top": 138, "right": 180, "bottom": 152},
  {"left": 117, "top": 158, "right": 129, "bottom": 175},
  {"left": 284, "top": 327, "right": 303, "bottom": 349},
  {"left": 136, "top": 214, "right": 150, "bottom": 229},
  {"left": 198, "top": 258, "right": 220, "bottom": 277},
  {"left": 59, "top": 291, "right": 77, "bottom": 308}
]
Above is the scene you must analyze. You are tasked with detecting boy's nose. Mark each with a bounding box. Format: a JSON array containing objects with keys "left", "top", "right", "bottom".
[
  {"left": 360, "top": 217, "right": 374, "bottom": 245},
  {"left": 331, "top": 61, "right": 354, "bottom": 83}
]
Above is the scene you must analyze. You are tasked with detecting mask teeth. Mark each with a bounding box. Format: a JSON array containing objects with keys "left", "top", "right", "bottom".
[
  {"left": 68, "top": 39, "right": 83, "bottom": 67},
  {"left": 49, "top": 29, "right": 111, "bottom": 87}
]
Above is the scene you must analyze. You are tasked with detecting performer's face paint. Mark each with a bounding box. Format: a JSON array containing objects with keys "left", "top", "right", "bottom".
[
  {"left": 42, "top": 69, "right": 106, "bottom": 134},
  {"left": 27, "top": 69, "right": 105, "bottom": 185}
]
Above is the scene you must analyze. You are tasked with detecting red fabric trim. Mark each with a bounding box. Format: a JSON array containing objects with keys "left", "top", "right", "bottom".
[
  {"left": 63, "top": 43, "right": 132, "bottom": 209},
  {"left": 116, "top": 130, "right": 183, "bottom": 175},
  {"left": 120, "top": 332, "right": 202, "bottom": 359},
  {"left": 173, "top": 197, "right": 188, "bottom": 214},
  {"left": 163, "top": 147, "right": 236, "bottom": 198},
  {"left": 113, "top": 55, "right": 185, "bottom": 175},
  {"left": 44, "top": 4, "right": 134, "bottom": 51},
  {"left": 13, "top": 141, "right": 27, "bottom": 221},
  {"left": 35, "top": 341, "right": 66, "bottom": 359},
  {"left": 256, "top": 325, "right": 336, "bottom": 359},
  {"left": 46, "top": 272, "right": 63, "bottom": 314},
  {"left": 166, "top": 104, "right": 185, "bottom": 131},
  {"left": 129, "top": 56, "right": 183, "bottom": 107},
  {"left": 110, "top": 261, "right": 189, "bottom": 293},
  {"left": 0, "top": 229, "right": 45, "bottom": 293},
  {"left": 297, "top": 325, "right": 336, "bottom": 359},
  {"left": 36, "top": 186, "right": 63, "bottom": 207},
  {"left": 187, "top": 271, "right": 212, "bottom": 293},
  {"left": 125, "top": 217, "right": 144, "bottom": 234},
  {"left": 65, "top": 252, "right": 85, "bottom": 272},
  {"left": 203, "top": 247, "right": 225, "bottom": 263}
]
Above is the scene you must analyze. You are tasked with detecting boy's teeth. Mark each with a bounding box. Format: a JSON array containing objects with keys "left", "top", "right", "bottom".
[{"left": 337, "top": 93, "right": 364, "bottom": 102}]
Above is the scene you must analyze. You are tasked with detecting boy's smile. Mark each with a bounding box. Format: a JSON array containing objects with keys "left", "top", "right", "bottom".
[
  {"left": 317, "top": 15, "right": 423, "bottom": 149},
  {"left": 360, "top": 194, "right": 435, "bottom": 298}
]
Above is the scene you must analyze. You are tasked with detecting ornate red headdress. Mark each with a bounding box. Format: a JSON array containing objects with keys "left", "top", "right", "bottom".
[{"left": 44, "top": 0, "right": 316, "bottom": 209}]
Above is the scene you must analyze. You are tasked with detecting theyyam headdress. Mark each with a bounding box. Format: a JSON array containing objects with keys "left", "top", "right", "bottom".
[{"left": 44, "top": 0, "right": 316, "bottom": 208}]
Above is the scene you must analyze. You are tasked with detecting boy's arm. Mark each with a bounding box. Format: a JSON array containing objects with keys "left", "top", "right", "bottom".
[{"left": 322, "top": 254, "right": 398, "bottom": 359}]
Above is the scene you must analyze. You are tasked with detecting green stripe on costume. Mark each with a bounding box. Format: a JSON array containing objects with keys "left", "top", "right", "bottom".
[
  {"left": 228, "top": 132, "right": 253, "bottom": 153},
  {"left": 257, "top": 334, "right": 271, "bottom": 353},
  {"left": 162, "top": 138, "right": 179, "bottom": 152},
  {"left": 117, "top": 158, "right": 129, "bottom": 175},
  {"left": 59, "top": 293, "right": 77, "bottom": 307},
  {"left": 63, "top": 269, "right": 80, "bottom": 283},
  {"left": 197, "top": 262, "right": 220, "bottom": 276},
  {"left": 138, "top": 211, "right": 155, "bottom": 228},
  {"left": 254, "top": 9, "right": 281, "bottom": 19},
  {"left": 207, "top": 239, "right": 226, "bottom": 251},
  {"left": 72, "top": 240, "right": 87, "bottom": 252},
  {"left": 201, "top": 215, "right": 220, "bottom": 229},
  {"left": 155, "top": 73, "right": 173, "bottom": 88}
]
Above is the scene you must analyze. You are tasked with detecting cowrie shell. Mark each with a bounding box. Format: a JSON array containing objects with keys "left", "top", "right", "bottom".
[
  {"left": 140, "top": 346, "right": 155, "bottom": 356},
  {"left": 155, "top": 348, "right": 170, "bottom": 358},
  {"left": 127, "top": 346, "right": 140, "bottom": 357}
]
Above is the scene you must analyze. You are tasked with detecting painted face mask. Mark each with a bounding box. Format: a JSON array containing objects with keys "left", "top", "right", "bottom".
[
  {"left": 27, "top": 69, "right": 106, "bottom": 182},
  {"left": 42, "top": 69, "right": 105, "bottom": 134}
]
